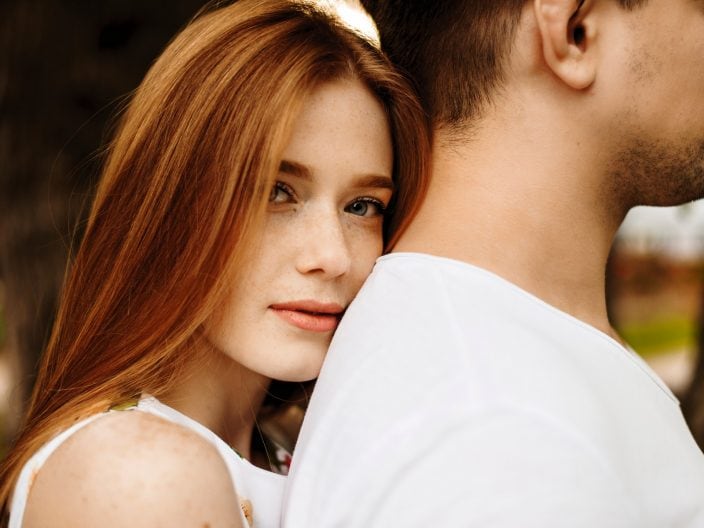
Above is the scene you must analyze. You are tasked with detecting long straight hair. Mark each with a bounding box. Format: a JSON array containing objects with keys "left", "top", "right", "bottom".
[{"left": 0, "top": 0, "right": 430, "bottom": 509}]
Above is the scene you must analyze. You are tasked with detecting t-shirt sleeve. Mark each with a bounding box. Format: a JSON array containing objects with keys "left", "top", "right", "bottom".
[{"left": 312, "top": 408, "right": 642, "bottom": 527}]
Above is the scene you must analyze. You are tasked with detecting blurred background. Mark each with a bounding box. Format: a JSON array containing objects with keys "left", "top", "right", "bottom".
[
  {"left": 610, "top": 205, "right": 704, "bottom": 440},
  {"left": 1, "top": 0, "right": 704, "bottom": 459}
]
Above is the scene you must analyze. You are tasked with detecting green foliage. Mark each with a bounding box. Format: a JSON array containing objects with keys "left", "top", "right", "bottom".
[{"left": 619, "top": 316, "right": 697, "bottom": 357}]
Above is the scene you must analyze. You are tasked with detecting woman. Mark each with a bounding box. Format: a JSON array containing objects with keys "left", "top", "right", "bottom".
[{"left": 0, "top": 1, "right": 430, "bottom": 526}]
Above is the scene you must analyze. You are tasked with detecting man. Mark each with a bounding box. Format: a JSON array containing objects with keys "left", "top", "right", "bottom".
[{"left": 283, "top": 1, "right": 704, "bottom": 526}]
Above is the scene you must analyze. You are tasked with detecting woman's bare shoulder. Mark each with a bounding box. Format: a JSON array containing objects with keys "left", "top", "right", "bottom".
[{"left": 22, "top": 410, "right": 244, "bottom": 528}]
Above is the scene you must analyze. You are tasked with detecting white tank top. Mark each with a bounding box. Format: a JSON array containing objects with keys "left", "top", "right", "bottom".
[{"left": 9, "top": 396, "right": 286, "bottom": 528}]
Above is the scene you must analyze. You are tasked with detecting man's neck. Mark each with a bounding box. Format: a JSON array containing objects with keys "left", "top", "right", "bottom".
[{"left": 395, "top": 119, "right": 627, "bottom": 338}]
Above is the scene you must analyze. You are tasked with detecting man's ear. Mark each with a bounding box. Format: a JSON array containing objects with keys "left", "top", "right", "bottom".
[{"left": 533, "top": 0, "right": 596, "bottom": 90}]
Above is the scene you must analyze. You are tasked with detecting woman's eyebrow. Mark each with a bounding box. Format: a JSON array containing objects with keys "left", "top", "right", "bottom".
[
  {"left": 354, "top": 175, "right": 395, "bottom": 191},
  {"left": 280, "top": 159, "right": 311, "bottom": 179},
  {"left": 279, "top": 159, "right": 394, "bottom": 191}
]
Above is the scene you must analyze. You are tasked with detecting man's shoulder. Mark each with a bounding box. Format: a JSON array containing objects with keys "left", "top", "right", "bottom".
[
  {"left": 346, "top": 253, "right": 506, "bottom": 329},
  {"left": 365, "top": 253, "right": 488, "bottom": 292},
  {"left": 359, "top": 253, "right": 552, "bottom": 325}
]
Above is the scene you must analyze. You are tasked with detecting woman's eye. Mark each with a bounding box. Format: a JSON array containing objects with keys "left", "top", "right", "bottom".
[
  {"left": 269, "top": 182, "right": 295, "bottom": 204},
  {"left": 345, "top": 198, "right": 386, "bottom": 218}
]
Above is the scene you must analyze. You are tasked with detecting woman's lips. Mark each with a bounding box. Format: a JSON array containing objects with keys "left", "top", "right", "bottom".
[{"left": 270, "top": 301, "right": 343, "bottom": 333}]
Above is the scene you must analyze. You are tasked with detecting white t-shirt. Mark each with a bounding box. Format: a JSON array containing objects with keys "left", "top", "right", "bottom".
[
  {"left": 9, "top": 396, "right": 285, "bottom": 528},
  {"left": 283, "top": 253, "right": 704, "bottom": 527}
]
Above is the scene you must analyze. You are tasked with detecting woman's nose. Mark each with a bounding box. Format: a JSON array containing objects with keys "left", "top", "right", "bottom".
[{"left": 295, "top": 211, "right": 352, "bottom": 279}]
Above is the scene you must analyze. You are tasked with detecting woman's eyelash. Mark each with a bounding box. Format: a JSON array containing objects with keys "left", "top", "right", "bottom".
[
  {"left": 269, "top": 181, "right": 296, "bottom": 202},
  {"left": 347, "top": 196, "right": 388, "bottom": 217},
  {"left": 269, "top": 183, "right": 388, "bottom": 216},
  {"left": 358, "top": 197, "right": 387, "bottom": 213}
]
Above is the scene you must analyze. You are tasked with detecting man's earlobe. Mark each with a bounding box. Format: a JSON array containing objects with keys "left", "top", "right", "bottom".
[{"left": 534, "top": 0, "right": 596, "bottom": 90}]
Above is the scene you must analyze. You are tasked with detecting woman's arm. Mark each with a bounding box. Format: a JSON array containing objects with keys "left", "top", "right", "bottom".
[{"left": 22, "top": 411, "right": 244, "bottom": 528}]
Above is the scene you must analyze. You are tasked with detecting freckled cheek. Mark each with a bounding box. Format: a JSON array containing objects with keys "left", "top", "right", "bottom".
[
  {"left": 261, "top": 213, "right": 302, "bottom": 248},
  {"left": 347, "top": 228, "right": 384, "bottom": 288}
]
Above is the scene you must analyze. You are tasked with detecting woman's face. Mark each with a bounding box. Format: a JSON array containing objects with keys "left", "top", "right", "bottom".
[{"left": 205, "top": 78, "right": 393, "bottom": 382}]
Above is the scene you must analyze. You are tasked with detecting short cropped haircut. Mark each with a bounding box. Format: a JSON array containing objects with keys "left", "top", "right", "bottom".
[{"left": 361, "top": 0, "right": 649, "bottom": 128}]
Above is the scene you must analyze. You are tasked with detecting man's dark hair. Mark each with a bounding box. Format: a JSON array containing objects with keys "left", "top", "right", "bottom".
[{"left": 361, "top": 0, "right": 648, "bottom": 129}]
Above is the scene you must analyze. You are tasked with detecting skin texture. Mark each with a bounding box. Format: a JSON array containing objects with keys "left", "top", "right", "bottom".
[
  {"left": 203, "top": 77, "right": 393, "bottom": 384},
  {"left": 20, "top": 77, "right": 394, "bottom": 527},
  {"left": 23, "top": 412, "right": 245, "bottom": 528},
  {"left": 600, "top": 0, "right": 704, "bottom": 207},
  {"left": 396, "top": 0, "right": 704, "bottom": 340},
  {"left": 163, "top": 77, "right": 393, "bottom": 457}
]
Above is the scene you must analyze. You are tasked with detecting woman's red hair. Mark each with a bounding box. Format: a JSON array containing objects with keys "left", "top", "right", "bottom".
[{"left": 0, "top": 0, "right": 430, "bottom": 510}]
